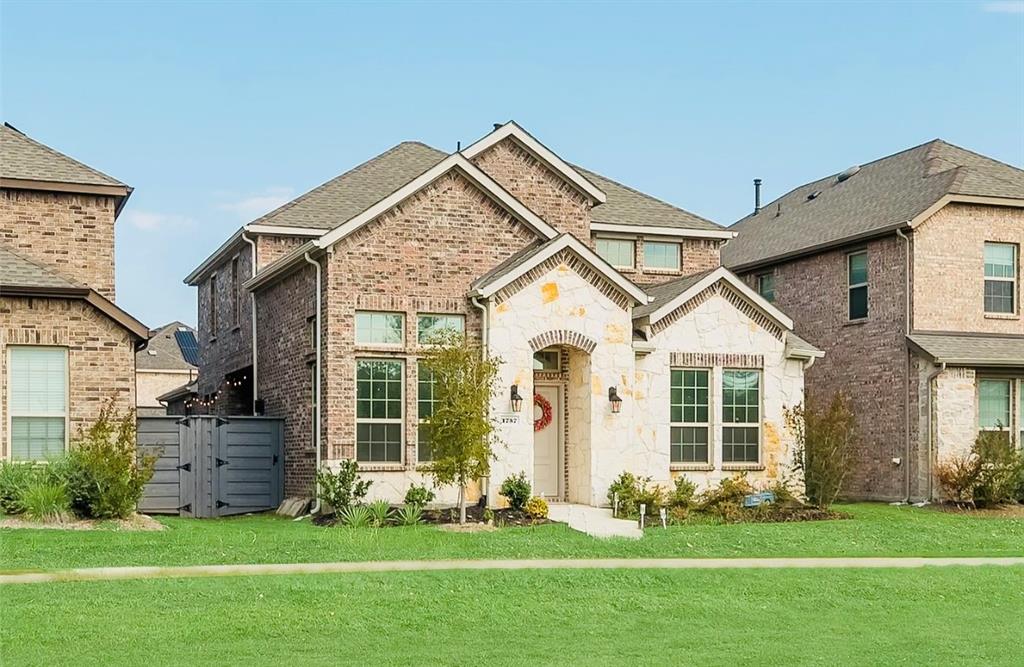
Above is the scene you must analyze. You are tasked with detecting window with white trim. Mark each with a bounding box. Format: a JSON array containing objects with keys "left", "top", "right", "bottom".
[
  {"left": 670, "top": 369, "right": 710, "bottom": 464},
  {"left": 595, "top": 238, "right": 635, "bottom": 269},
  {"left": 644, "top": 241, "right": 680, "bottom": 271},
  {"left": 722, "top": 370, "right": 761, "bottom": 463},
  {"left": 417, "top": 314, "right": 464, "bottom": 345},
  {"left": 533, "top": 349, "right": 561, "bottom": 371},
  {"left": 417, "top": 361, "right": 436, "bottom": 462},
  {"left": 984, "top": 242, "right": 1016, "bottom": 314},
  {"left": 8, "top": 347, "right": 68, "bottom": 461},
  {"left": 355, "top": 359, "right": 403, "bottom": 462},
  {"left": 978, "top": 378, "right": 1011, "bottom": 432},
  {"left": 847, "top": 251, "right": 868, "bottom": 320},
  {"left": 757, "top": 273, "right": 776, "bottom": 303},
  {"left": 355, "top": 311, "right": 404, "bottom": 345}
]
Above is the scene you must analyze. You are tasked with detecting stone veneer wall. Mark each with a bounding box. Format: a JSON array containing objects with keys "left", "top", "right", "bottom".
[
  {"left": 0, "top": 296, "right": 136, "bottom": 457},
  {"left": 1, "top": 189, "right": 118, "bottom": 299}
]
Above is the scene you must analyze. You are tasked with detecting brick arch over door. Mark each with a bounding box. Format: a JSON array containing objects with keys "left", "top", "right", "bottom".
[{"left": 528, "top": 330, "right": 597, "bottom": 354}]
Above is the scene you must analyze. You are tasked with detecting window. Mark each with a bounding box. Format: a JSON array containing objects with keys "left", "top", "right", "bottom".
[
  {"left": 644, "top": 241, "right": 680, "bottom": 271},
  {"left": 847, "top": 251, "right": 868, "bottom": 320},
  {"left": 757, "top": 273, "right": 776, "bottom": 303},
  {"left": 722, "top": 370, "right": 761, "bottom": 463},
  {"left": 230, "top": 258, "right": 240, "bottom": 327},
  {"left": 355, "top": 311, "right": 404, "bottom": 345},
  {"left": 417, "top": 314, "right": 465, "bottom": 344},
  {"left": 8, "top": 347, "right": 67, "bottom": 461},
  {"left": 533, "top": 349, "right": 561, "bottom": 371},
  {"left": 417, "top": 362, "right": 437, "bottom": 462},
  {"left": 670, "top": 369, "right": 710, "bottom": 464},
  {"left": 355, "top": 360, "right": 403, "bottom": 462},
  {"left": 595, "top": 238, "right": 635, "bottom": 269},
  {"left": 208, "top": 275, "right": 218, "bottom": 336},
  {"left": 978, "top": 379, "right": 1011, "bottom": 431},
  {"left": 984, "top": 242, "right": 1017, "bottom": 314}
]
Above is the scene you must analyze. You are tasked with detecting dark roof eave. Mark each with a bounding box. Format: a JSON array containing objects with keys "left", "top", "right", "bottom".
[
  {"left": 727, "top": 221, "right": 912, "bottom": 273},
  {"left": 0, "top": 284, "right": 149, "bottom": 341}
]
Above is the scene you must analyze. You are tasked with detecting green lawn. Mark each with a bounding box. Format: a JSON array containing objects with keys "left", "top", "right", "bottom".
[
  {"left": 2, "top": 503, "right": 1022, "bottom": 572},
  {"left": 4, "top": 568, "right": 1023, "bottom": 665}
]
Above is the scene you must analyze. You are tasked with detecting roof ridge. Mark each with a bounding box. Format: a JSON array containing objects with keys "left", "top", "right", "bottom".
[
  {"left": 932, "top": 138, "right": 1024, "bottom": 175},
  {"left": 0, "top": 123, "right": 126, "bottom": 187}
]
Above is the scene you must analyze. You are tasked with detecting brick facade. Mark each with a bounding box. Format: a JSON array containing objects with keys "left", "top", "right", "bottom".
[
  {"left": 611, "top": 236, "right": 722, "bottom": 286},
  {"left": 0, "top": 189, "right": 118, "bottom": 299}
]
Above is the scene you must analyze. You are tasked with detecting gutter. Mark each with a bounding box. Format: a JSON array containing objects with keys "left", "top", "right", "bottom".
[
  {"left": 896, "top": 226, "right": 912, "bottom": 502},
  {"left": 242, "top": 232, "right": 259, "bottom": 414},
  {"left": 304, "top": 252, "right": 323, "bottom": 514}
]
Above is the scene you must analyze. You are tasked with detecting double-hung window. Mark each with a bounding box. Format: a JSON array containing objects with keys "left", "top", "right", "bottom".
[
  {"left": 230, "top": 257, "right": 240, "bottom": 327},
  {"left": 8, "top": 347, "right": 68, "bottom": 461},
  {"left": 978, "top": 379, "right": 1011, "bottom": 439},
  {"left": 984, "top": 242, "right": 1017, "bottom": 315},
  {"left": 722, "top": 370, "right": 761, "bottom": 463},
  {"left": 417, "top": 362, "right": 437, "bottom": 462},
  {"left": 595, "top": 238, "right": 635, "bottom": 269},
  {"left": 644, "top": 241, "right": 681, "bottom": 271},
  {"left": 757, "top": 273, "right": 776, "bottom": 303},
  {"left": 355, "top": 359, "right": 403, "bottom": 462},
  {"left": 670, "top": 369, "right": 710, "bottom": 464},
  {"left": 417, "top": 314, "right": 464, "bottom": 345},
  {"left": 847, "top": 251, "right": 868, "bottom": 320},
  {"left": 355, "top": 311, "right": 404, "bottom": 345}
]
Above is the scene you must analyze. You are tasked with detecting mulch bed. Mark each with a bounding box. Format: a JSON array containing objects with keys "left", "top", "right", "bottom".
[
  {"left": 0, "top": 513, "right": 165, "bottom": 531},
  {"left": 658, "top": 501, "right": 850, "bottom": 526},
  {"left": 925, "top": 502, "right": 1024, "bottom": 518},
  {"left": 312, "top": 505, "right": 554, "bottom": 528}
]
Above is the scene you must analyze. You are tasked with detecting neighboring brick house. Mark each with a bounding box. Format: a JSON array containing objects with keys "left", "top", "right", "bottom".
[
  {"left": 724, "top": 139, "right": 1024, "bottom": 502},
  {"left": 136, "top": 321, "right": 198, "bottom": 416},
  {"left": 0, "top": 123, "right": 148, "bottom": 460},
  {"left": 188, "top": 121, "right": 821, "bottom": 504}
]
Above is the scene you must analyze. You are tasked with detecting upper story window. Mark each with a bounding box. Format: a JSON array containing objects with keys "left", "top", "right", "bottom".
[
  {"left": 984, "top": 242, "right": 1017, "bottom": 315},
  {"left": 595, "top": 238, "right": 635, "bottom": 269},
  {"left": 230, "top": 258, "right": 240, "bottom": 328},
  {"left": 208, "top": 275, "right": 218, "bottom": 336},
  {"left": 417, "top": 314, "right": 465, "bottom": 344},
  {"left": 355, "top": 311, "right": 404, "bottom": 345},
  {"left": 757, "top": 273, "right": 776, "bottom": 303},
  {"left": 847, "top": 251, "right": 868, "bottom": 320},
  {"left": 644, "top": 241, "right": 680, "bottom": 271},
  {"left": 8, "top": 347, "right": 68, "bottom": 461}
]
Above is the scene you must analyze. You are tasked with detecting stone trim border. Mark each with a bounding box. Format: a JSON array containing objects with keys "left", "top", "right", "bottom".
[
  {"left": 670, "top": 352, "right": 764, "bottom": 369},
  {"left": 529, "top": 330, "right": 597, "bottom": 354}
]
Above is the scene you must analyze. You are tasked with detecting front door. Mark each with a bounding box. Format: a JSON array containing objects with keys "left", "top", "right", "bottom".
[{"left": 533, "top": 384, "right": 560, "bottom": 498}]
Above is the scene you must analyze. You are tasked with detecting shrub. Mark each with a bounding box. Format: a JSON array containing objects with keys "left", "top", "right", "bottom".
[
  {"left": 667, "top": 476, "right": 697, "bottom": 509},
  {"left": 66, "top": 403, "right": 155, "bottom": 519},
  {"left": 0, "top": 462, "right": 42, "bottom": 515},
  {"left": 395, "top": 504, "right": 423, "bottom": 526},
  {"left": 317, "top": 459, "right": 371, "bottom": 513},
  {"left": 368, "top": 499, "right": 393, "bottom": 527},
  {"left": 524, "top": 496, "right": 548, "bottom": 520},
  {"left": 19, "top": 481, "right": 70, "bottom": 522},
  {"left": 935, "top": 453, "right": 982, "bottom": 504},
  {"left": 784, "top": 393, "right": 857, "bottom": 510},
  {"left": 607, "top": 471, "right": 665, "bottom": 517},
  {"left": 698, "top": 474, "right": 755, "bottom": 521},
  {"left": 936, "top": 433, "right": 1023, "bottom": 507},
  {"left": 500, "top": 472, "right": 531, "bottom": 511},
  {"left": 339, "top": 504, "right": 372, "bottom": 528},
  {"left": 403, "top": 483, "right": 436, "bottom": 508}
]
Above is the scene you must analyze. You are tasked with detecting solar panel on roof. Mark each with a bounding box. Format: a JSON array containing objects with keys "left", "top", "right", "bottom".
[{"left": 174, "top": 330, "right": 200, "bottom": 366}]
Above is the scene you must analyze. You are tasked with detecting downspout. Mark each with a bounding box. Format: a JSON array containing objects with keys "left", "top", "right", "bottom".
[
  {"left": 470, "top": 295, "right": 490, "bottom": 505},
  {"left": 925, "top": 362, "right": 947, "bottom": 502},
  {"left": 241, "top": 232, "right": 259, "bottom": 414},
  {"left": 896, "top": 227, "right": 912, "bottom": 502},
  {"left": 304, "top": 252, "right": 323, "bottom": 514}
]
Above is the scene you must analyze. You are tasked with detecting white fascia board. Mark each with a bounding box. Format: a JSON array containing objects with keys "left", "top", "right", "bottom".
[
  {"left": 316, "top": 153, "right": 558, "bottom": 250},
  {"left": 472, "top": 234, "right": 649, "bottom": 305},
  {"left": 648, "top": 266, "right": 794, "bottom": 330},
  {"left": 184, "top": 225, "right": 326, "bottom": 285},
  {"left": 243, "top": 240, "right": 319, "bottom": 291},
  {"left": 591, "top": 222, "right": 736, "bottom": 240},
  {"left": 184, "top": 228, "right": 244, "bottom": 285},
  {"left": 461, "top": 121, "right": 607, "bottom": 204},
  {"left": 909, "top": 194, "right": 1024, "bottom": 229},
  {"left": 246, "top": 224, "right": 325, "bottom": 237}
]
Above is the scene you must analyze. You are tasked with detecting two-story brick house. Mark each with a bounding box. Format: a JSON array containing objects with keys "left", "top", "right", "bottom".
[
  {"left": 188, "top": 122, "right": 821, "bottom": 506},
  {"left": 0, "top": 123, "right": 148, "bottom": 461},
  {"left": 724, "top": 139, "right": 1024, "bottom": 502}
]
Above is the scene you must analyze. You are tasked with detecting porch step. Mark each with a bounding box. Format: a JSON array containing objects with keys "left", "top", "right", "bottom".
[{"left": 547, "top": 504, "right": 643, "bottom": 540}]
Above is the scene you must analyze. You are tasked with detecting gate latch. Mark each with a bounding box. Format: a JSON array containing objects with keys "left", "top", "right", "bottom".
[
  {"left": 215, "top": 458, "right": 229, "bottom": 467},
  {"left": 176, "top": 462, "right": 192, "bottom": 472}
]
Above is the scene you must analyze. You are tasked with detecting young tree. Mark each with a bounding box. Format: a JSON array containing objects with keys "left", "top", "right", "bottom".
[
  {"left": 784, "top": 392, "right": 857, "bottom": 510},
  {"left": 420, "top": 329, "right": 501, "bottom": 524}
]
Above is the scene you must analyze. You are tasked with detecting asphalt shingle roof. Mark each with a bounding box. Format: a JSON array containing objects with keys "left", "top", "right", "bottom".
[
  {"left": 723, "top": 140, "right": 1024, "bottom": 270},
  {"left": 632, "top": 269, "right": 715, "bottom": 319},
  {"left": 137, "top": 321, "right": 200, "bottom": 371},
  {"left": 0, "top": 245, "right": 80, "bottom": 289},
  {"left": 577, "top": 166, "right": 723, "bottom": 231},
  {"left": 908, "top": 332, "right": 1024, "bottom": 368},
  {"left": 0, "top": 123, "right": 127, "bottom": 188}
]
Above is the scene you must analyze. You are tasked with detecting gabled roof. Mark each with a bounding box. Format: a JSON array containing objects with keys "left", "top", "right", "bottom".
[
  {"left": 633, "top": 265, "right": 795, "bottom": 331},
  {"left": 908, "top": 331, "right": 1024, "bottom": 368},
  {"left": 156, "top": 380, "right": 198, "bottom": 403},
  {"left": 468, "top": 233, "right": 649, "bottom": 305},
  {"left": 0, "top": 246, "right": 149, "bottom": 340},
  {"left": 137, "top": 321, "right": 199, "bottom": 371},
  {"left": 724, "top": 139, "right": 1024, "bottom": 271}
]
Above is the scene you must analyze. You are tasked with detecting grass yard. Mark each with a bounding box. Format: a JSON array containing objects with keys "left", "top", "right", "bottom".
[
  {"left": 3, "top": 567, "right": 1023, "bottom": 665},
  {"left": 2, "top": 503, "right": 1023, "bottom": 572}
]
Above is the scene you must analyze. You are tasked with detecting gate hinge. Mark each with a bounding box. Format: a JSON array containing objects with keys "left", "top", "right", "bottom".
[
  {"left": 272, "top": 454, "right": 279, "bottom": 465},
  {"left": 216, "top": 500, "right": 230, "bottom": 508},
  {"left": 178, "top": 503, "right": 192, "bottom": 513},
  {"left": 216, "top": 417, "right": 230, "bottom": 427},
  {"left": 176, "top": 462, "right": 192, "bottom": 472},
  {"left": 216, "top": 458, "right": 229, "bottom": 467}
]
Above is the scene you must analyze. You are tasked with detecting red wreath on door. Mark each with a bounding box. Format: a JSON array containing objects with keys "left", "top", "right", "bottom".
[{"left": 534, "top": 393, "right": 553, "bottom": 432}]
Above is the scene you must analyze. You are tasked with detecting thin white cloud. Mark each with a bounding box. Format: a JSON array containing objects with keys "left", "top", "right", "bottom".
[
  {"left": 123, "top": 210, "right": 194, "bottom": 231},
  {"left": 983, "top": 1, "right": 1024, "bottom": 13},
  {"left": 218, "top": 186, "right": 294, "bottom": 220}
]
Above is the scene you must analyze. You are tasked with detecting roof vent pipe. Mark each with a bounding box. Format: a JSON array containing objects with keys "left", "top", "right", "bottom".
[{"left": 753, "top": 178, "right": 762, "bottom": 214}]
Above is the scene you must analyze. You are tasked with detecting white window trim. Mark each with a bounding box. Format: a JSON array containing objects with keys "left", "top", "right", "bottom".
[
  {"left": 721, "top": 368, "right": 762, "bottom": 466},
  {"left": 6, "top": 346, "right": 70, "bottom": 462},
  {"left": 643, "top": 240, "right": 681, "bottom": 272},
  {"left": 977, "top": 377, "right": 1013, "bottom": 433},
  {"left": 983, "top": 242, "right": 1017, "bottom": 315},
  {"left": 416, "top": 361, "right": 435, "bottom": 463},
  {"left": 670, "top": 367, "right": 711, "bottom": 465},
  {"left": 416, "top": 313, "right": 465, "bottom": 345},
  {"left": 595, "top": 237, "right": 636, "bottom": 270},
  {"left": 847, "top": 250, "right": 868, "bottom": 321},
  {"left": 355, "top": 310, "right": 406, "bottom": 347},
  {"left": 354, "top": 358, "right": 405, "bottom": 465}
]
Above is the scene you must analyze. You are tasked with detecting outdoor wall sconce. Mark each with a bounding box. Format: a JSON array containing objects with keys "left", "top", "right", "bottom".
[
  {"left": 608, "top": 386, "right": 623, "bottom": 414},
  {"left": 510, "top": 385, "right": 524, "bottom": 413}
]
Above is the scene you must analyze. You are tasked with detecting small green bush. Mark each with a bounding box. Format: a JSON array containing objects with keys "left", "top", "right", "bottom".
[
  {"left": 66, "top": 403, "right": 155, "bottom": 519},
  {"left": 936, "top": 432, "right": 1024, "bottom": 507},
  {"left": 500, "top": 472, "right": 531, "bottom": 511},
  {"left": 698, "top": 474, "right": 755, "bottom": 521},
  {"left": 368, "top": 499, "right": 393, "bottom": 527},
  {"left": 0, "top": 462, "right": 43, "bottom": 515},
  {"left": 667, "top": 476, "right": 697, "bottom": 509},
  {"left": 524, "top": 496, "right": 548, "bottom": 519},
  {"left": 317, "top": 459, "right": 371, "bottom": 513},
  {"left": 395, "top": 504, "right": 423, "bottom": 526},
  {"left": 339, "top": 504, "right": 372, "bottom": 528},
  {"left": 607, "top": 471, "right": 665, "bottom": 517},
  {"left": 19, "top": 481, "right": 70, "bottom": 522},
  {"left": 403, "top": 484, "right": 436, "bottom": 507}
]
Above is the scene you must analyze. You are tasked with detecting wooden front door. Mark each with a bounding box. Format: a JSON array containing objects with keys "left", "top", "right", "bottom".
[{"left": 533, "top": 384, "right": 561, "bottom": 498}]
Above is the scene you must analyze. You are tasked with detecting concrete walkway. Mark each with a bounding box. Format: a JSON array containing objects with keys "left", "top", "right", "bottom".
[
  {"left": 547, "top": 503, "right": 643, "bottom": 539},
  {"left": 3, "top": 557, "right": 1022, "bottom": 585}
]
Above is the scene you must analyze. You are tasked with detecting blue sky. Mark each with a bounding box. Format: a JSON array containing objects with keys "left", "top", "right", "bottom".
[{"left": 2, "top": 1, "right": 1022, "bottom": 328}]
